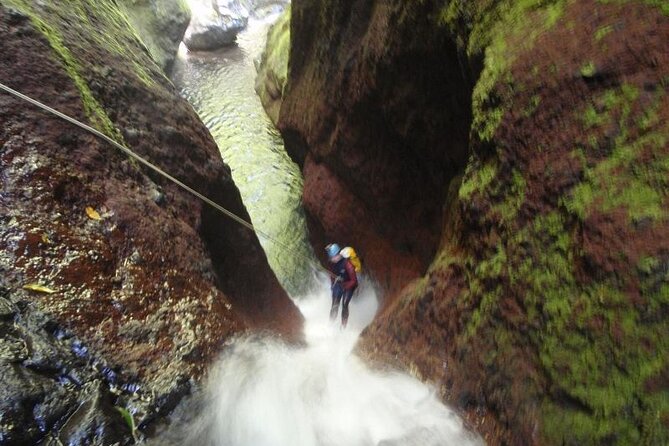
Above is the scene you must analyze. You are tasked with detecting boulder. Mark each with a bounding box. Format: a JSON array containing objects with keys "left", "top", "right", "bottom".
[
  {"left": 183, "top": 0, "right": 253, "bottom": 51},
  {"left": 119, "top": 0, "right": 191, "bottom": 72}
]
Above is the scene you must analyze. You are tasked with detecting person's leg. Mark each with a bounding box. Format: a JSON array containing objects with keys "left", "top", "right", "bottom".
[
  {"left": 330, "top": 284, "right": 343, "bottom": 321},
  {"left": 341, "top": 289, "right": 354, "bottom": 328}
]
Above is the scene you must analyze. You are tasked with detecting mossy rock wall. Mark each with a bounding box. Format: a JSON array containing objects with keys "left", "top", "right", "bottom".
[
  {"left": 255, "top": 6, "right": 290, "bottom": 125},
  {"left": 359, "top": 1, "right": 669, "bottom": 444},
  {"left": 0, "top": 0, "right": 301, "bottom": 442},
  {"left": 278, "top": 0, "right": 475, "bottom": 296},
  {"left": 276, "top": 0, "right": 669, "bottom": 443}
]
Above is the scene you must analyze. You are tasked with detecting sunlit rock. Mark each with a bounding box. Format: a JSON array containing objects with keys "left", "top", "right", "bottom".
[
  {"left": 183, "top": 0, "right": 254, "bottom": 51},
  {"left": 119, "top": 0, "right": 191, "bottom": 72}
]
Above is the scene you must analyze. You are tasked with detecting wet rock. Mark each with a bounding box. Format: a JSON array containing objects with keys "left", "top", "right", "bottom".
[
  {"left": 53, "top": 381, "right": 132, "bottom": 446},
  {"left": 0, "top": 363, "right": 57, "bottom": 444},
  {"left": 254, "top": 5, "right": 290, "bottom": 125},
  {"left": 119, "top": 0, "right": 192, "bottom": 72},
  {"left": 281, "top": 0, "right": 669, "bottom": 443},
  {"left": 1, "top": 0, "right": 302, "bottom": 442},
  {"left": 183, "top": 0, "right": 252, "bottom": 51},
  {"left": 277, "top": 0, "right": 472, "bottom": 296},
  {"left": 32, "top": 385, "right": 78, "bottom": 436},
  {"left": 0, "top": 295, "right": 17, "bottom": 320},
  {"left": 0, "top": 325, "right": 29, "bottom": 363}
]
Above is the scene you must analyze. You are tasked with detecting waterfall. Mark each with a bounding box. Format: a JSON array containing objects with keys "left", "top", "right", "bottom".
[
  {"left": 168, "top": 10, "right": 483, "bottom": 445},
  {"left": 158, "top": 274, "right": 483, "bottom": 446}
]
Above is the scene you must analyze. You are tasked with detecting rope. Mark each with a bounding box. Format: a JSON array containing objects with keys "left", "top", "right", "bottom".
[{"left": 0, "top": 81, "right": 331, "bottom": 275}]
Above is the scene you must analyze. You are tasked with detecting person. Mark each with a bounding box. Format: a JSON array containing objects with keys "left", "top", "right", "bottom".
[{"left": 325, "top": 243, "right": 358, "bottom": 328}]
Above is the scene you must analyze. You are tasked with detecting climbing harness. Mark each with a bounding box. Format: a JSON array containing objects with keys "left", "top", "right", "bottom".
[{"left": 0, "top": 81, "right": 336, "bottom": 276}]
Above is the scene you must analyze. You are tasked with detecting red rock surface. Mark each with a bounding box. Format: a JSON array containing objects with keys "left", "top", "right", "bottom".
[
  {"left": 279, "top": 0, "right": 473, "bottom": 298},
  {"left": 0, "top": 0, "right": 302, "bottom": 426},
  {"left": 278, "top": 0, "right": 669, "bottom": 444}
]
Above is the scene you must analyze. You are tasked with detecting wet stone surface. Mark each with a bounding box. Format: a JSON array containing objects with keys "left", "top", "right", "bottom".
[
  {"left": 0, "top": 285, "right": 134, "bottom": 445},
  {"left": 0, "top": 1, "right": 303, "bottom": 444}
]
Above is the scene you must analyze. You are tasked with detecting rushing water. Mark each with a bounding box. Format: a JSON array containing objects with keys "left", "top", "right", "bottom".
[
  {"left": 171, "top": 10, "right": 312, "bottom": 295},
  {"left": 167, "top": 9, "right": 482, "bottom": 446},
  {"left": 157, "top": 275, "right": 483, "bottom": 446}
]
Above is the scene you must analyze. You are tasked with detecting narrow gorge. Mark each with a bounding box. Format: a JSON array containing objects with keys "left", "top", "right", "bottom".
[
  {"left": 259, "top": 0, "right": 669, "bottom": 444},
  {"left": 0, "top": 0, "right": 668, "bottom": 445}
]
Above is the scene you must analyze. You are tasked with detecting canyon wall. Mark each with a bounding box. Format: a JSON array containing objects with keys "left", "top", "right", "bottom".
[
  {"left": 277, "top": 0, "right": 475, "bottom": 295},
  {"left": 0, "top": 1, "right": 301, "bottom": 443},
  {"left": 270, "top": 0, "right": 669, "bottom": 443}
]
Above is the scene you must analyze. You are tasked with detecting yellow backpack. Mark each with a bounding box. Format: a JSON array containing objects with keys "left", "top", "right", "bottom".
[{"left": 340, "top": 246, "right": 362, "bottom": 273}]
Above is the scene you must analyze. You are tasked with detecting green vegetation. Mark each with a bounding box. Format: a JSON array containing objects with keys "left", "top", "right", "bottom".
[
  {"left": 385, "top": 1, "right": 669, "bottom": 444},
  {"left": 459, "top": 158, "right": 498, "bottom": 199},
  {"left": 255, "top": 6, "right": 291, "bottom": 123},
  {"left": 449, "top": 22, "right": 668, "bottom": 440},
  {"left": 594, "top": 24, "right": 614, "bottom": 41},
  {"left": 580, "top": 61, "right": 597, "bottom": 77},
  {"left": 493, "top": 169, "right": 526, "bottom": 222},
  {"left": 5, "top": 0, "right": 120, "bottom": 138},
  {"left": 455, "top": 197, "right": 669, "bottom": 443},
  {"left": 264, "top": 6, "right": 291, "bottom": 97},
  {"left": 565, "top": 84, "right": 668, "bottom": 223},
  {"left": 4, "top": 0, "right": 161, "bottom": 138},
  {"left": 440, "top": 0, "right": 567, "bottom": 142},
  {"left": 598, "top": 0, "right": 669, "bottom": 15},
  {"left": 116, "top": 406, "right": 139, "bottom": 441},
  {"left": 522, "top": 94, "right": 542, "bottom": 117}
]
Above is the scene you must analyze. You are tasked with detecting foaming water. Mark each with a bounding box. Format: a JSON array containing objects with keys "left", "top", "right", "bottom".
[
  {"left": 169, "top": 7, "right": 482, "bottom": 445},
  {"left": 166, "top": 276, "right": 483, "bottom": 446}
]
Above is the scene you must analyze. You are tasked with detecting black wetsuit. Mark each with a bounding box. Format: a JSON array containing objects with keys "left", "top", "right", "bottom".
[{"left": 329, "top": 257, "right": 358, "bottom": 326}]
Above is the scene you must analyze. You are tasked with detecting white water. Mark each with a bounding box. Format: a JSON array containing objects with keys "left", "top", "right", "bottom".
[
  {"left": 169, "top": 7, "right": 482, "bottom": 446},
  {"left": 177, "top": 275, "right": 483, "bottom": 446}
]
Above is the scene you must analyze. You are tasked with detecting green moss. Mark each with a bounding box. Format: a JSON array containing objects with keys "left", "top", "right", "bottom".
[
  {"left": 643, "top": 0, "right": 669, "bottom": 15},
  {"left": 442, "top": 0, "right": 567, "bottom": 141},
  {"left": 459, "top": 158, "right": 498, "bottom": 199},
  {"left": 5, "top": 0, "right": 120, "bottom": 138},
  {"left": 583, "top": 105, "right": 606, "bottom": 128},
  {"left": 492, "top": 169, "right": 527, "bottom": 222},
  {"left": 580, "top": 61, "right": 597, "bottom": 77},
  {"left": 638, "top": 256, "right": 660, "bottom": 275},
  {"left": 522, "top": 94, "right": 542, "bottom": 117},
  {"left": 566, "top": 85, "right": 668, "bottom": 223},
  {"left": 8, "top": 0, "right": 157, "bottom": 89},
  {"left": 454, "top": 172, "right": 669, "bottom": 441},
  {"left": 265, "top": 7, "right": 291, "bottom": 95},
  {"left": 594, "top": 24, "right": 614, "bottom": 40},
  {"left": 256, "top": 7, "right": 291, "bottom": 123},
  {"left": 513, "top": 211, "right": 669, "bottom": 443},
  {"left": 78, "top": 1, "right": 158, "bottom": 86},
  {"left": 598, "top": 0, "right": 669, "bottom": 15}
]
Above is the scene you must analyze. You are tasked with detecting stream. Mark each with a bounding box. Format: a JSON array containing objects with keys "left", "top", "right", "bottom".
[
  {"left": 168, "top": 8, "right": 482, "bottom": 446},
  {"left": 171, "top": 7, "right": 312, "bottom": 296}
]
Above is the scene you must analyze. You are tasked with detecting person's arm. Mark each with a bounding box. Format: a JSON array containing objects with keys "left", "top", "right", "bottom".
[{"left": 342, "top": 260, "right": 357, "bottom": 290}]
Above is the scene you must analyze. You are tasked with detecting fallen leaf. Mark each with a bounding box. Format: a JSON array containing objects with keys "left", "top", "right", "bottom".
[
  {"left": 23, "top": 283, "right": 57, "bottom": 294},
  {"left": 85, "top": 206, "right": 101, "bottom": 220},
  {"left": 41, "top": 233, "right": 50, "bottom": 244}
]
